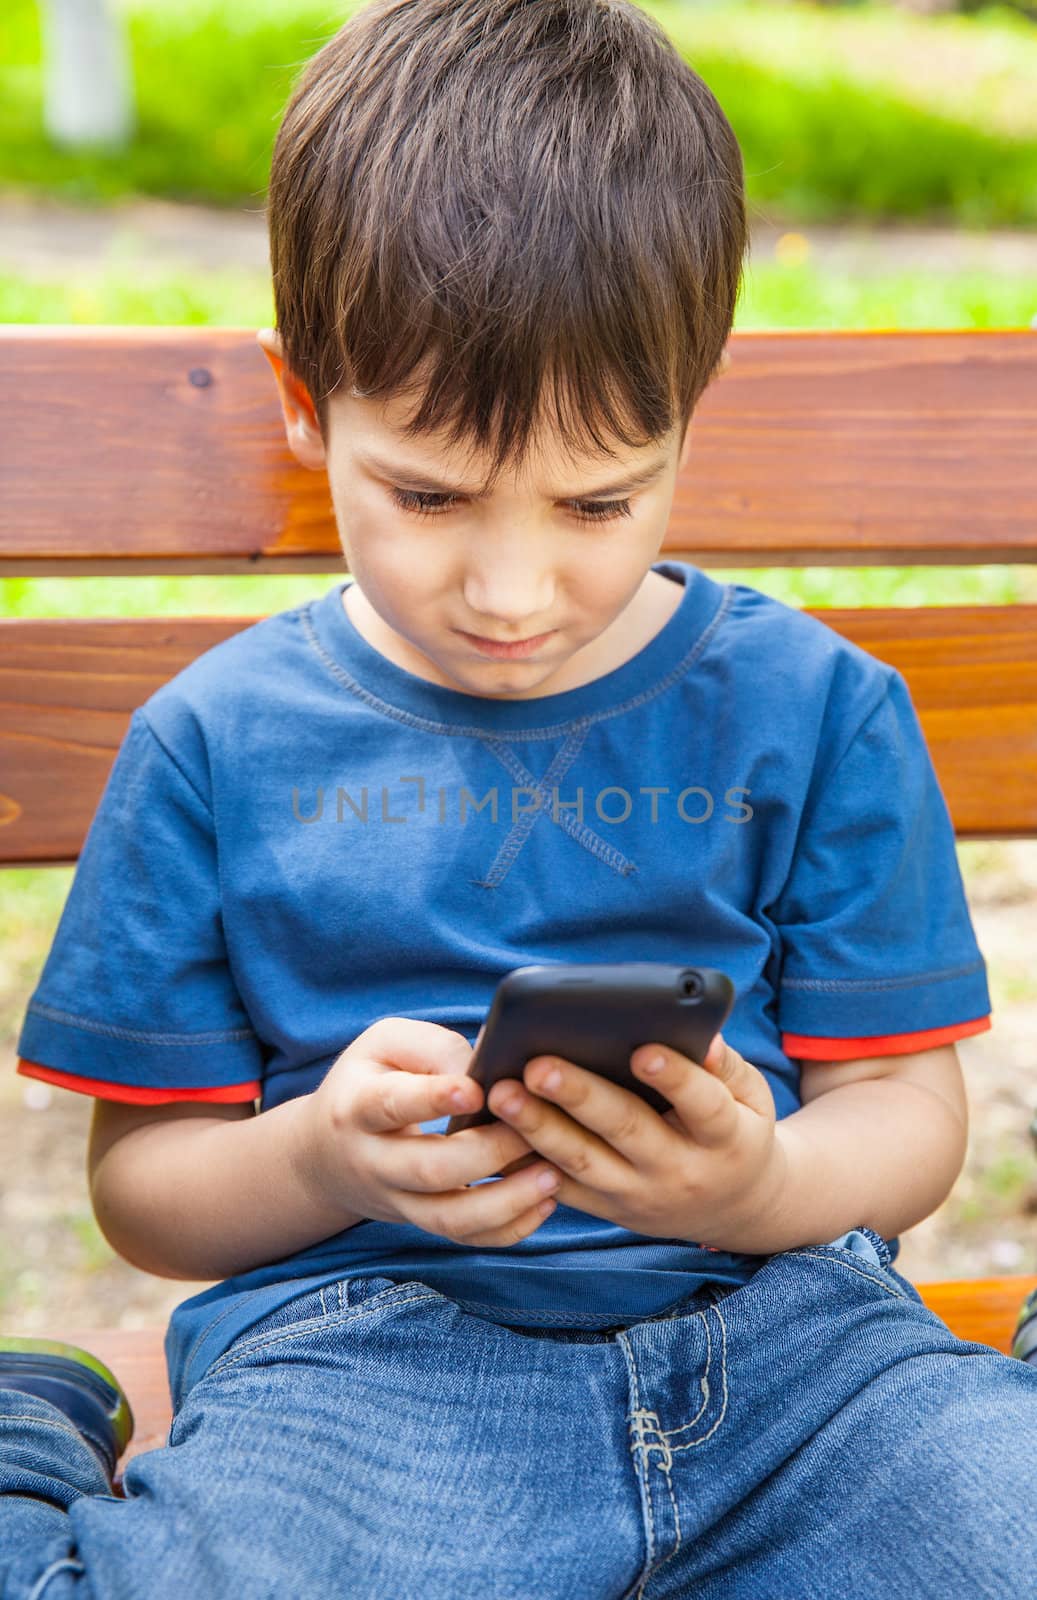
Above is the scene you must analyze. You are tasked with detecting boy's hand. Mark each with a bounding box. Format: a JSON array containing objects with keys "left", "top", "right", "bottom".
[
  {"left": 488, "top": 1034, "right": 788, "bottom": 1251},
  {"left": 296, "top": 1018, "right": 563, "bottom": 1247}
]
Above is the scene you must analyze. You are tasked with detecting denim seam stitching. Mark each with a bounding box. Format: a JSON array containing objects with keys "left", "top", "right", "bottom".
[
  {"left": 445, "top": 1294, "right": 665, "bottom": 1327},
  {"left": 27, "top": 1557, "right": 88, "bottom": 1600},
  {"left": 618, "top": 1336, "right": 662, "bottom": 1599},
  {"left": 441, "top": 1298, "right": 722, "bottom": 1327},
  {"left": 205, "top": 1290, "right": 444, "bottom": 1375},
  {"left": 180, "top": 1292, "right": 276, "bottom": 1399},
  {"left": 665, "top": 1306, "right": 728, "bottom": 1448},
  {"left": 0, "top": 1410, "right": 102, "bottom": 1455},
  {"left": 685, "top": 1303, "right": 731, "bottom": 1450},
  {"left": 853, "top": 1226, "right": 893, "bottom": 1268},
  {"left": 300, "top": 583, "right": 735, "bottom": 739},
  {"left": 783, "top": 1247, "right": 911, "bottom": 1299},
  {"left": 631, "top": 1405, "right": 679, "bottom": 1583}
]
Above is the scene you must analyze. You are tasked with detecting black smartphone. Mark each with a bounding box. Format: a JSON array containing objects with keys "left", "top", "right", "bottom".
[{"left": 445, "top": 961, "right": 734, "bottom": 1135}]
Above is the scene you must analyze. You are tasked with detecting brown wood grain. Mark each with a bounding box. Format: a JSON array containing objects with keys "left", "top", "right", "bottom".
[
  {"left": 2, "top": 603, "right": 1034, "bottom": 864},
  {"left": 2, "top": 327, "right": 1035, "bottom": 572},
  {"left": 48, "top": 1275, "right": 1037, "bottom": 1492}
]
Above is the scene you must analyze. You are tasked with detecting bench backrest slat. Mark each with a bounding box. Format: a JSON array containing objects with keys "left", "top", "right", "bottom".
[
  {"left": 2, "top": 327, "right": 1035, "bottom": 573},
  {"left": 1, "top": 602, "right": 1034, "bottom": 864},
  {"left": 1, "top": 324, "right": 1034, "bottom": 866}
]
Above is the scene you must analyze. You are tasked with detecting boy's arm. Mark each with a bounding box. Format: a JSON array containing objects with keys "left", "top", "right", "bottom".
[
  {"left": 751, "top": 1045, "right": 969, "bottom": 1254},
  {"left": 90, "top": 1095, "right": 365, "bottom": 1281}
]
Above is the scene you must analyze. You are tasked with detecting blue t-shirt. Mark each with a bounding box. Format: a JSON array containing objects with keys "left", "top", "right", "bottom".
[{"left": 17, "top": 560, "right": 992, "bottom": 1411}]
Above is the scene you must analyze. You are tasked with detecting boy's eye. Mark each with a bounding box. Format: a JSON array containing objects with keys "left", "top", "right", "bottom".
[{"left": 388, "top": 486, "right": 633, "bottom": 523}]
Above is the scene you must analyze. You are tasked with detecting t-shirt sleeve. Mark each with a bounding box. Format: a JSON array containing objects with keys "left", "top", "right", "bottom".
[
  {"left": 773, "top": 668, "right": 993, "bottom": 1062},
  {"left": 16, "top": 707, "right": 265, "bottom": 1104}
]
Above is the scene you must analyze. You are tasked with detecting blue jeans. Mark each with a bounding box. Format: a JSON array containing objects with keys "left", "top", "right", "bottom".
[{"left": 2, "top": 1227, "right": 1036, "bottom": 1599}]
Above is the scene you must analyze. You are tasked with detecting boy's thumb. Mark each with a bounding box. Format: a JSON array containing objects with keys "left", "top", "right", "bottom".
[{"left": 359, "top": 1016, "right": 476, "bottom": 1078}]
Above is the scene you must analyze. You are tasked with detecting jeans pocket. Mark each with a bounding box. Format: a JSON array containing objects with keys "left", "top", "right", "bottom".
[
  {"left": 817, "top": 1227, "right": 932, "bottom": 1312},
  {"left": 339, "top": 1274, "right": 415, "bottom": 1311},
  {"left": 206, "top": 1276, "right": 428, "bottom": 1380},
  {"left": 824, "top": 1226, "right": 894, "bottom": 1271}
]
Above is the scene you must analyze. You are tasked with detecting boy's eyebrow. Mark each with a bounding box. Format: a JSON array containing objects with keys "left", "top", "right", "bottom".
[{"left": 356, "top": 450, "right": 672, "bottom": 500}]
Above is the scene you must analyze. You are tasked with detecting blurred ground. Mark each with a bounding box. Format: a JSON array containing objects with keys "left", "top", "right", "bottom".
[{"left": 1, "top": 841, "right": 1034, "bottom": 1338}]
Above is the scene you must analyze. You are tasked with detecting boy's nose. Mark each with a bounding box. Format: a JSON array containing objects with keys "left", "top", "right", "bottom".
[{"left": 462, "top": 578, "right": 556, "bottom": 631}]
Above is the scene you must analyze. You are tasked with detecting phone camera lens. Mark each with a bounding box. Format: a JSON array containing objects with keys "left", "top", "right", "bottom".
[{"left": 679, "top": 972, "right": 703, "bottom": 1001}]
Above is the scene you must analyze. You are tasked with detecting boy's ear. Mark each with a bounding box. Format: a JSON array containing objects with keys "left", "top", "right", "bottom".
[
  {"left": 256, "top": 328, "right": 327, "bottom": 471},
  {"left": 678, "top": 416, "right": 694, "bottom": 473}
]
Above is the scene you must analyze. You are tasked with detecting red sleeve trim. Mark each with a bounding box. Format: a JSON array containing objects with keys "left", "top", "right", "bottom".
[
  {"left": 16, "top": 1059, "right": 261, "bottom": 1105},
  {"left": 781, "top": 1014, "right": 992, "bottom": 1061}
]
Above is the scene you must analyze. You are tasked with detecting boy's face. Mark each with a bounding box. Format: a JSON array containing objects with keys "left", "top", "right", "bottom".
[{"left": 259, "top": 329, "right": 694, "bottom": 701}]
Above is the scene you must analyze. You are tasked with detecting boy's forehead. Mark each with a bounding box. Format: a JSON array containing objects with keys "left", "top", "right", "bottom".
[{"left": 325, "top": 383, "right": 679, "bottom": 491}]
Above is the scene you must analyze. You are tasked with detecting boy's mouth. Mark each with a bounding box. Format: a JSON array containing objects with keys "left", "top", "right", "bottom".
[{"left": 457, "top": 630, "right": 556, "bottom": 659}]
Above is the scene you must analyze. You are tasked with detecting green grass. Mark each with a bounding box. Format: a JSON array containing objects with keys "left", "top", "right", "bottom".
[
  {"left": 981, "top": 1154, "right": 1032, "bottom": 1204},
  {"left": 667, "top": 0, "right": 1037, "bottom": 227},
  {"left": 5, "top": 250, "right": 1035, "bottom": 336},
  {"left": 1, "top": 0, "right": 335, "bottom": 206},
  {"left": 0, "top": 268, "right": 275, "bottom": 328},
  {"left": 2, "top": 0, "right": 1037, "bottom": 223},
  {"left": 65, "top": 1212, "right": 119, "bottom": 1277},
  {"left": 3, "top": 564, "right": 1033, "bottom": 625}
]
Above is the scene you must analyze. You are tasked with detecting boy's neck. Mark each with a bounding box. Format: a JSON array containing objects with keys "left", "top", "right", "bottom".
[{"left": 340, "top": 565, "right": 685, "bottom": 699}]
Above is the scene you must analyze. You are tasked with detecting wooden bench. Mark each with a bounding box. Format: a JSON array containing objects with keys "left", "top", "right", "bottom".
[{"left": 2, "top": 324, "right": 1035, "bottom": 1494}]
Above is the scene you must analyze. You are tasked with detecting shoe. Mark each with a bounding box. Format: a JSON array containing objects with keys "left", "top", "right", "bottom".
[
  {"left": 1011, "top": 1285, "right": 1037, "bottom": 1366},
  {"left": 0, "top": 1336, "right": 134, "bottom": 1481}
]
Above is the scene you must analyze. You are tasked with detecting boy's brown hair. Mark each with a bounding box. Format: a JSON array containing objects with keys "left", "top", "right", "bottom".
[{"left": 267, "top": 0, "right": 747, "bottom": 485}]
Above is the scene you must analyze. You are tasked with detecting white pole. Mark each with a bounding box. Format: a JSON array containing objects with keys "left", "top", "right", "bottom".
[{"left": 40, "top": 0, "right": 135, "bottom": 149}]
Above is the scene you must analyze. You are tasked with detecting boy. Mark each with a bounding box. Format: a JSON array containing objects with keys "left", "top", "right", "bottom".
[{"left": 4, "top": 0, "right": 1037, "bottom": 1595}]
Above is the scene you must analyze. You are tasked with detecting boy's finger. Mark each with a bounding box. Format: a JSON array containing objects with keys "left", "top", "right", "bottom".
[
  {"left": 630, "top": 1041, "right": 737, "bottom": 1149},
  {"left": 361, "top": 1017, "right": 475, "bottom": 1078},
  {"left": 633, "top": 1036, "right": 773, "bottom": 1136},
  {"left": 380, "top": 1118, "right": 536, "bottom": 1194},
  {"left": 359, "top": 1065, "right": 479, "bottom": 1132},
  {"left": 425, "top": 1162, "right": 559, "bottom": 1244},
  {"left": 496, "top": 1149, "right": 541, "bottom": 1177},
  {"left": 697, "top": 1034, "right": 775, "bottom": 1117}
]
